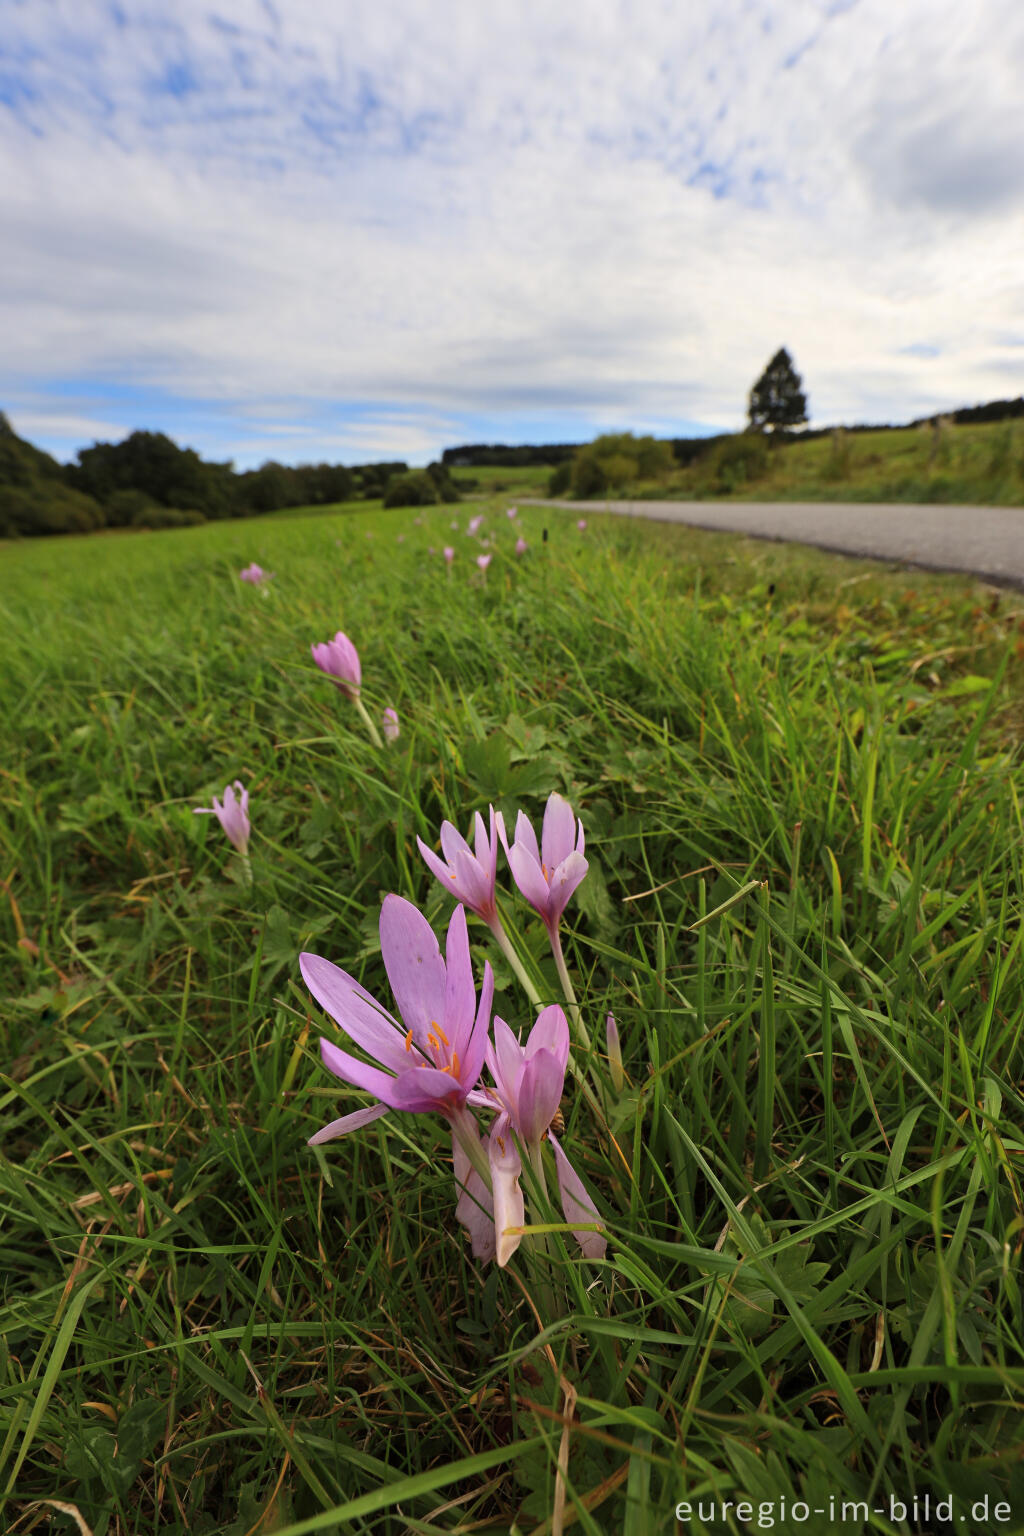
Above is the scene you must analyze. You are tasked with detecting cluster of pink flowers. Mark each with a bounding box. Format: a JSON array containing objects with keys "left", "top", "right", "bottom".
[{"left": 304, "top": 792, "right": 606, "bottom": 1267}]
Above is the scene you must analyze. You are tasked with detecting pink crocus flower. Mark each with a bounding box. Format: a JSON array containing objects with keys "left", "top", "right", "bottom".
[
  {"left": 506, "top": 506, "right": 518, "bottom": 519},
  {"left": 468, "top": 515, "right": 484, "bottom": 535},
  {"left": 417, "top": 806, "right": 500, "bottom": 925},
  {"left": 382, "top": 707, "right": 400, "bottom": 743},
  {"left": 474, "top": 1006, "right": 606, "bottom": 1265},
  {"left": 514, "top": 536, "right": 528, "bottom": 557},
  {"left": 193, "top": 781, "right": 250, "bottom": 855},
  {"left": 443, "top": 545, "right": 455, "bottom": 564},
  {"left": 476, "top": 553, "right": 492, "bottom": 573},
  {"left": 302, "top": 897, "right": 494, "bottom": 1168},
  {"left": 239, "top": 563, "right": 272, "bottom": 584},
  {"left": 577, "top": 519, "right": 588, "bottom": 531},
  {"left": 499, "top": 793, "right": 588, "bottom": 939},
  {"left": 311, "top": 631, "right": 361, "bottom": 699}
]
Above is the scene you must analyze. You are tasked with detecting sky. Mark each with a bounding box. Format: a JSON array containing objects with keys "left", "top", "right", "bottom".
[{"left": 2, "top": 0, "right": 1024, "bottom": 470}]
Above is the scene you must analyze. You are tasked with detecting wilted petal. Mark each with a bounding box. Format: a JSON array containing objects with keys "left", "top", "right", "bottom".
[
  {"left": 549, "top": 1133, "right": 606, "bottom": 1260},
  {"left": 489, "top": 1116, "right": 525, "bottom": 1268},
  {"left": 454, "top": 1132, "right": 495, "bottom": 1263},
  {"left": 308, "top": 1103, "right": 389, "bottom": 1145}
]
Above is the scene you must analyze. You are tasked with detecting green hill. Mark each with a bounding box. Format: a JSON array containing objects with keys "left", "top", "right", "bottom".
[{"left": 0, "top": 413, "right": 105, "bottom": 537}]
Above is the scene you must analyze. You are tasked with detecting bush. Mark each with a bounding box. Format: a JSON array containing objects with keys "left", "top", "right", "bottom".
[
  {"left": 131, "top": 504, "right": 207, "bottom": 529},
  {"left": 383, "top": 471, "right": 440, "bottom": 508},
  {"left": 572, "top": 455, "right": 609, "bottom": 499},
  {"left": 695, "top": 431, "right": 770, "bottom": 494},
  {"left": 548, "top": 462, "right": 572, "bottom": 497}
]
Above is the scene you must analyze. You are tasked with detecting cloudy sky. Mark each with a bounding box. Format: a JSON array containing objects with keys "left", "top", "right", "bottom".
[{"left": 3, "top": 0, "right": 1024, "bottom": 468}]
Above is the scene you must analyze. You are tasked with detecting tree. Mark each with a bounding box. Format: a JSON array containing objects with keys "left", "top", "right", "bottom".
[{"left": 748, "top": 348, "right": 808, "bottom": 434}]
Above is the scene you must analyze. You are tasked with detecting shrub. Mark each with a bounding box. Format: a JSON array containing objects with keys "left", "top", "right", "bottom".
[
  {"left": 695, "top": 431, "right": 770, "bottom": 494},
  {"left": 548, "top": 462, "right": 572, "bottom": 497},
  {"left": 383, "top": 471, "right": 440, "bottom": 508}
]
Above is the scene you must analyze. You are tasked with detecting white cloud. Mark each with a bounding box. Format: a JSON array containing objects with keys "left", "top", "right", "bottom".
[{"left": 2, "top": 0, "right": 1023, "bottom": 464}]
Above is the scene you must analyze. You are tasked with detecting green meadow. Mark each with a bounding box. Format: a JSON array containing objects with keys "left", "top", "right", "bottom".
[{"left": 2, "top": 495, "right": 1024, "bottom": 1534}]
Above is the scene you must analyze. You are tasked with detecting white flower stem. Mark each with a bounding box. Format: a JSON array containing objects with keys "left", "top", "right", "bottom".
[
  {"left": 239, "top": 851, "right": 253, "bottom": 889},
  {"left": 550, "top": 927, "right": 591, "bottom": 1053},
  {"left": 354, "top": 694, "right": 384, "bottom": 749},
  {"left": 488, "top": 917, "right": 543, "bottom": 1009}
]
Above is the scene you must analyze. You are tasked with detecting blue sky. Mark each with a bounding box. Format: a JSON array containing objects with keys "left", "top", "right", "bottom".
[{"left": 3, "top": 0, "right": 1024, "bottom": 468}]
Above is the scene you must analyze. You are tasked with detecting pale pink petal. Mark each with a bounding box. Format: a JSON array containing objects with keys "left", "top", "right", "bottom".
[
  {"left": 439, "top": 820, "right": 474, "bottom": 867},
  {"left": 487, "top": 1015, "right": 524, "bottom": 1104},
  {"left": 443, "top": 904, "right": 476, "bottom": 1056},
  {"left": 417, "top": 837, "right": 459, "bottom": 893},
  {"left": 489, "top": 1116, "right": 525, "bottom": 1267},
  {"left": 549, "top": 1133, "right": 606, "bottom": 1260},
  {"left": 512, "top": 809, "right": 540, "bottom": 866}
]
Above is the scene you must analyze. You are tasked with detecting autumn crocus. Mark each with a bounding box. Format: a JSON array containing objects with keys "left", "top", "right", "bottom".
[
  {"left": 468, "top": 514, "right": 483, "bottom": 535},
  {"left": 302, "top": 898, "right": 495, "bottom": 1212},
  {"left": 382, "top": 707, "right": 400, "bottom": 743},
  {"left": 239, "top": 562, "right": 272, "bottom": 584},
  {"left": 475, "top": 1006, "right": 606, "bottom": 1266},
  {"left": 514, "top": 536, "right": 528, "bottom": 557},
  {"left": 311, "top": 631, "right": 361, "bottom": 699},
  {"left": 506, "top": 505, "right": 518, "bottom": 520},
  {"left": 193, "top": 780, "right": 250, "bottom": 854},
  {"left": 476, "top": 553, "right": 492, "bottom": 574},
  {"left": 418, "top": 807, "right": 500, "bottom": 925},
  {"left": 443, "top": 545, "right": 455, "bottom": 564},
  {"left": 500, "top": 793, "right": 590, "bottom": 1042}
]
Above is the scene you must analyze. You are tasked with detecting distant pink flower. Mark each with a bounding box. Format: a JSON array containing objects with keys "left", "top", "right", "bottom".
[
  {"left": 499, "top": 793, "right": 587, "bottom": 939},
  {"left": 193, "top": 780, "right": 250, "bottom": 855},
  {"left": 443, "top": 546, "right": 455, "bottom": 564},
  {"left": 476, "top": 553, "right": 492, "bottom": 573},
  {"left": 397, "top": 534, "right": 405, "bottom": 544},
  {"left": 239, "top": 563, "right": 272, "bottom": 584},
  {"left": 311, "top": 631, "right": 361, "bottom": 699},
  {"left": 382, "top": 707, "right": 400, "bottom": 743},
  {"left": 577, "top": 519, "right": 588, "bottom": 531},
  {"left": 474, "top": 1006, "right": 606, "bottom": 1265},
  {"left": 514, "top": 536, "right": 528, "bottom": 557},
  {"left": 468, "top": 515, "right": 483, "bottom": 535},
  {"left": 417, "top": 806, "right": 500, "bottom": 924},
  {"left": 428, "top": 545, "right": 436, "bottom": 555},
  {"left": 506, "top": 506, "right": 518, "bottom": 519}
]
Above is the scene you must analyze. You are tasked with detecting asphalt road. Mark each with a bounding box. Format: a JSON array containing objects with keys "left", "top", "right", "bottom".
[{"left": 520, "top": 498, "right": 1024, "bottom": 589}]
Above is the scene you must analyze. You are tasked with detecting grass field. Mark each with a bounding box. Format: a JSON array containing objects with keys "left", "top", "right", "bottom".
[{"left": 2, "top": 494, "right": 1024, "bottom": 1535}]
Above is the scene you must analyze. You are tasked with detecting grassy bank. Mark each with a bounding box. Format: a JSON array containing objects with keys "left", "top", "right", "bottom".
[{"left": 2, "top": 498, "right": 1023, "bottom": 1533}]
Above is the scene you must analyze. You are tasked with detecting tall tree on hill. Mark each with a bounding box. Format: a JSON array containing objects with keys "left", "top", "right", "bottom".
[{"left": 748, "top": 347, "right": 808, "bottom": 434}]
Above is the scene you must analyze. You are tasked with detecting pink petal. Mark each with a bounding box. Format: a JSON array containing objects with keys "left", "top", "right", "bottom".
[
  {"left": 439, "top": 820, "right": 473, "bottom": 867},
  {"left": 318, "top": 1037, "right": 404, "bottom": 1106},
  {"left": 461, "top": 958, "right": 493, "bottom": 1091},
  {"left": 546, "top": 851, "right": 589, "bottom": 923},
  {"left": 541, "top": 793, "right": 578, "bottom": 871},
  {"left": 515, "top": 1049, "right": 564, "bottom": 1144},
  {"left": 300, "top": 952, "right": 410, "bottom": 1073},
  {"left": 417, "top": 837, "right": 458, "bottom": 892},
  {"left": 506, "top": 842, "right": 552, "bottom": 919},
  {"left": 549, "top": 1133, "right": 606, "bottom": 1260},
  {"left": 512, "top": 809, "right": 540, "bottom": 866},
  {"left": 524, "top": 1005, "right": 570, "bottom": 1075},
  {"left": 379, "top": 895, "right": 447, "bottom": 1046},
  {"left": 308, "top": 1103, "right": 389, "bottom": 1145},
  {"left": 443, "top": 904, "right": 476, "bottom": 1056},
  {"left": 487, "top": 1015, "right": 524, "bottom": 1104}
]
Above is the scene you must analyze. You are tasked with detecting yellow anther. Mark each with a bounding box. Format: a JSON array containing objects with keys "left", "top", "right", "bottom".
[
  {"left": 404, "top": 1028, "right": 414, "bottom": 1052},
  {"left": 451, "top": 1051, "right": 460, "bottom": 1076},
  {"left": 432, "top": 1021, "right": 450, "bottom": 1047},
  {"left": 427, "top": 1032, "right": 441, "bottom": 1052}
]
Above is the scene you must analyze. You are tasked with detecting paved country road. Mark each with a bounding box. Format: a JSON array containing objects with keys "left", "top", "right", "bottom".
[{"left": 519, "top": 498, "right": 1024, "bottom": 589}]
